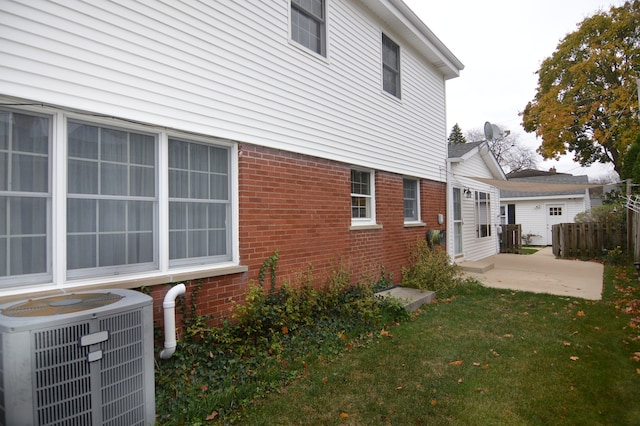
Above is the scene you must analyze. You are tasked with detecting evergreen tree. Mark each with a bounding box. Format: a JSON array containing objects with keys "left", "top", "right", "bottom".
[{"left": 448, "top": 123, "right": 467, "bottom": 145}]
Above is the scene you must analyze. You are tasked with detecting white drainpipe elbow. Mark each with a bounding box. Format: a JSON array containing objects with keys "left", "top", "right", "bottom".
[{"left": 159, "top": 283, "right": 186, "bottom": 360}]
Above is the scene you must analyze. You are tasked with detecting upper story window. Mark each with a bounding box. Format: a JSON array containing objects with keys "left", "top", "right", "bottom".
[
  {"left": 382, "top": 33, "right": 401, "bottom": 98},
  {"left": 475, "top": 191, "right": 492, "bottom": 238},
  {"left": 0, "top": 106, "right": 235, "bottom": 290},
  {"left": 403, "top": 178, "right": 420, "bottom": 222},
  {"left": 291, "top": 0, "right": 326, "bottom": 56},
  {"left": 351, "top": 168, "right": 375, "bottom": 226}
]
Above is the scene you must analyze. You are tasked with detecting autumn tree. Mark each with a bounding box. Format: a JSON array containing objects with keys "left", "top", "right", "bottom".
[
  {"left": 521, "top": 1, "right": 640, "bottom": 174},
  {"left": 448, "top": 123, "right": 467, "bottom": 144},
  {"left": 620, "top": 133, "right": 640, "bottom": 184}
]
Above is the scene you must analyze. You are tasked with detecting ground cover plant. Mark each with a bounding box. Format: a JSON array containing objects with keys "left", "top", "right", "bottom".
[
  {"left": 236, "top": 262, "right": 640, "bottom": 425},
  {"left": 154, "top": 252, "right": 410, "bottom": 424}
]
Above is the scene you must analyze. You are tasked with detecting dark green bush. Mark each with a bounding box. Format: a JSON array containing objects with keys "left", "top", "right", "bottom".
[{"left": 401, "top": 239, "right": 463, "bottom": 296}]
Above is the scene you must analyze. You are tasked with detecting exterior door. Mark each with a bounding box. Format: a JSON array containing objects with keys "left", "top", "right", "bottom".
[{"left": 546, "top": 203, "right": 565, "bottom": 245}]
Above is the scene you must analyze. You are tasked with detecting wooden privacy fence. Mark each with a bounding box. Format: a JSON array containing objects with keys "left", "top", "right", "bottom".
[
  {"left": 500, "top": 224, "right": 522, "bottom": 254},
  {"left": 552, "top": 222, "right": 625, "bottom": 258}
]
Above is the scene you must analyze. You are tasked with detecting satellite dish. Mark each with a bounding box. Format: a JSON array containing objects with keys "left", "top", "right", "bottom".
[
  {"left": 484, "top": 121, "right": 505, "bottom": 140},
  {"left": 483, "top": 121, "right": 493, "bottom": 140}
]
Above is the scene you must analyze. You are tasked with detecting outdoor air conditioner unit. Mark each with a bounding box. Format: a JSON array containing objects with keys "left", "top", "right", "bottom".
[{"left": 0, "top": 289, "right": 155, "bottom": 426}]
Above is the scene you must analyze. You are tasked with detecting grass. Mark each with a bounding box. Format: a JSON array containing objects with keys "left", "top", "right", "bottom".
[
  {"left": 520, "top": 246, "right": 540, "bottom": 255},
  {"left": 232, "top": 264, "right": 640, "bottom": 425}
]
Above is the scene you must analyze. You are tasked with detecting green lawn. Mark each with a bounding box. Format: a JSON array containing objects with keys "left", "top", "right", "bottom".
[{"left": 234, "top": 265, "right": 640, "bottom": 425}]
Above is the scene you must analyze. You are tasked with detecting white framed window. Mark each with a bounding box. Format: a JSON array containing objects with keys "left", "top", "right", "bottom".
[
  {"left": 168, "top": 138, "right": 230, "bottom": 266},
  {"left": 351, "top": 168, "right": 375, "bottom": 226},
  {"left": 291, "top": 0, "right": 326, "bottom": 56},
  {"left": 0, "top": 104, "right": 236, "bottom": 290},
  {"left": 67, "top": 121, "right": 158, "bottom": 278},
  {"left": 549, "top": 206, "right": 563, "bottom": 216},
  {"left": 403, "top": 178, "right": 420, "bottom": 222},
  {"left": 382, "top": 33, "right": 401, "bottom": 98},
  {"left": 0, "top": 110, "right": 51, "bottom": 287},
  {"left": 452, "top": 187, "right": 463, "bottom": 255},
  {"left": 475, "top": 191, "right": 492, "bottom": 238}
]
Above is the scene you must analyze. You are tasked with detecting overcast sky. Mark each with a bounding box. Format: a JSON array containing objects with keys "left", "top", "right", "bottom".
[{"left": 402, "top": 0, "right": 627, "bottom": 180}]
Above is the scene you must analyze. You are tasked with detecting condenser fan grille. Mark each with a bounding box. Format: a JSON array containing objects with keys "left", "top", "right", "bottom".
[{"left": 1, "top": 293, "right": 124, "bottom": 317}]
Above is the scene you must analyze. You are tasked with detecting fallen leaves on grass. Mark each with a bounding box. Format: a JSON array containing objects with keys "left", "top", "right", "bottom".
[
  {"left": 570, "top": 356, "right": 580, "bottom": 361},
  {"left": 449, "top": 360, "right": 463, "bottom": 366},
  {"left": 380, "top": 329, "right": 393, "bottom": 338}
]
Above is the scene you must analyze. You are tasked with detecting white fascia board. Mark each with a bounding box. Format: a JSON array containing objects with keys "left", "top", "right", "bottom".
[{"left": 363, "top": 0, "right": 464, "bottom": 79}]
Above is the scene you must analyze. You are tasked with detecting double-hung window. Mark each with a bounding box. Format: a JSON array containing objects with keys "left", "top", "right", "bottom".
[
  {"left": 382, "top": 33, "right": 401, "bottom": 98},
  {"left": 0, "top": 105, "right": 235, "bottom": 290},
  {"left": 0, "top": 111, "right": 50, "bottom": 286},
  {"left": 351, "top": 168, "right": 375, "bottom": 226},
  {"left": 403, "top": 178, "right": 420, "bottom": 222},
  {"left": 168, "top": 139, "right": 230, "bottom": 265},
  {"left": 291, "top": 0, "right": 326, "bottom": 56},
  {"left": 475, "top": 191, "right": 492, "bottom": 238}
]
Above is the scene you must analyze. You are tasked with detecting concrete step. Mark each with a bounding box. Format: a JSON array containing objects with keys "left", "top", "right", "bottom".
[
  {"left": 458, "top": 260, "right": 494, "bottom": 273},
  {"left": 376, "top": 286, "right": 436, "bottom": 312}
]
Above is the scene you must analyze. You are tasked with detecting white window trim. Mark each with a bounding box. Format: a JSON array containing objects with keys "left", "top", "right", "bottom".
[
  {"left": 288, "top": 0, "right": 329, "bottom": 59},
  {"left": 474, "top": 190, "right": 492, "bottom": 239},
  {"left": 403, "top": 177, "right": 423, "bottom": 226},
  {"left": 350, "top": 167, "right": 377, "bottom": 228},
  {"left": 0, "top": 101, "right": 242, "bottom": 297},
  {"left": 381, "top": 32, "right": 402, "bottom": 100}
]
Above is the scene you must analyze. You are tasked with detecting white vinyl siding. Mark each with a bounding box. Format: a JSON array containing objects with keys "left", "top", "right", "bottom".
[
  {"left": 449, "top": 151, "right": 502, "bottom": 262},
  {"left": 0, "top": 0, "right": 450, "bottom": 182},
  {"left": 500, "top": 197, "right": 588, "bottom": 246}
]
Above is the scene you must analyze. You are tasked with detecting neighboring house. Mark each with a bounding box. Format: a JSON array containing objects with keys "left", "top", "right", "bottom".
[
  {"left": 447, "top": 141, "right": 506, "bottom": 262},
  {"left": 0, "top": 1, "right": 463, "bottom": 322},
  {"left": 500, "top": 169, "right": 592, "bottom": 246}
]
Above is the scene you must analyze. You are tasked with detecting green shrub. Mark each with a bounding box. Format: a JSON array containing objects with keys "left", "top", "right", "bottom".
[
  {"left": 401, "top": 239, "right": 462, "bottom": 295},
  {"left": 155, "top": 252, "right": 410, "bottom": 424},
  {"left": 605, "top": 246, "right": 628, "bottom": 266}
]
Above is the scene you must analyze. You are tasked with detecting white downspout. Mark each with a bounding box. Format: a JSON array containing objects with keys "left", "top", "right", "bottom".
[{"left": 159, "top": 283, "right": 186, "bottom": 360}]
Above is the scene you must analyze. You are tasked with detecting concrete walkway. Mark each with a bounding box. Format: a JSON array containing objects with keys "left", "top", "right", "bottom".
[{"left": 459, "top": 247, "right": 604, "bottom": 300}]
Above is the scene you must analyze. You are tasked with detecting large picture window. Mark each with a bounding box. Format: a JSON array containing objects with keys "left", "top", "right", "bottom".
[
  {"left": 291, "top": 0, "right": 326, "bottom": 56},
  {"left": 0, "top": 111, "right": 50, "bottom": 286},
  {"left": 0, "top": 106, "right": 236, "bottom": 289},
  {"left": 67, "top": 122, "right": 157, "bottom": 277},
  {"left": 475, "top": 191, "right": 492, "bottom": 238}
]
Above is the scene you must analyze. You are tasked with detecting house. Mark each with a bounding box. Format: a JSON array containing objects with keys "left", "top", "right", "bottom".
[
  {"left": 447, "top": 141, "right": 506, "bottom": 262},
  {"left": 500, "top": 169, "right": 592, "bottom": 246},
  {"left": 0, "top": 1, "right": 463, "bottom": 323}
]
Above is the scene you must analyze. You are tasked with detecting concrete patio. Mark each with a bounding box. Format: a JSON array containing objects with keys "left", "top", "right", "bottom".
[{"left": 458, "top": 246, "right": 604, "bottom": 300}]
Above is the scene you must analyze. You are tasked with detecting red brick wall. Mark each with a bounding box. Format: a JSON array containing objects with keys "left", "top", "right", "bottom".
[{"left": 149, "top": 144, "right": 446, "bottom": 327}]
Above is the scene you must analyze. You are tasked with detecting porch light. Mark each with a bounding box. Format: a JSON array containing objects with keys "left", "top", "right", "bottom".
[{"left": 463, "top": 188, "right": 472, "bottom": 199}]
